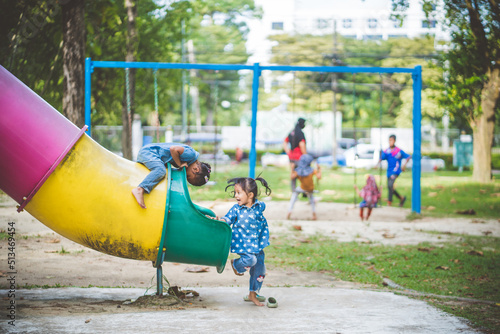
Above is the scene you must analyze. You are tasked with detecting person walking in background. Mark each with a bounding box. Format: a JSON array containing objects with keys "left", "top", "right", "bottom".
[
  {"left": 376, "top": 135, "right": 411, "bottom": 207},
  {"left": 283, "top": 118, "right": 307, "bottom": 191}
]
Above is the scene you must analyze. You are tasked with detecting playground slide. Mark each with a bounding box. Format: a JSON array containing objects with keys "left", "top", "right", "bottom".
[{"left": 0, "top": 66, "right": 231, "bottom": 271}]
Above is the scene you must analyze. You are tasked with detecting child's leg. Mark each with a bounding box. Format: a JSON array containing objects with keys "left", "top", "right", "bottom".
[
  {"left": 388, "top": 175, "right": 402, "bottom": 202},
  {"left": 287, "top": 191, "right": 299, "bottom": 219},
  {"left": 387, "top": 176, "right": 395, "bottom": 204},
  {"left": 307, "top": 192, "right": 317, "bottom": 220},
  {"left": 248, "top": 251, "right": 266, "bottom": 306},
  {"left": 132, "top": 160, "right": 166, "bottom": 208},
  {"left": 359, "top": 207, "right": 364, "bottom": 220},
  {"left": 366, "top": 207, "right": 373, "bottom": 220},
  {"left": 233, "top": 253, "right": 257, "bottom": 275},
  {"left": 138, "top": 160, "right": 167, "bottom": 193}
]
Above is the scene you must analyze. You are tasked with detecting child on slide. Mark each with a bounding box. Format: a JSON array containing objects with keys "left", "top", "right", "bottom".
[
  {"left": 354, "top": 174, "right": 381, "bottom": 221},
  {"left": 220, "top": 177, "right": 272, "bottom": 306},
  {"left": 132, "top": 143, "right": 211, "bottom": 208}
]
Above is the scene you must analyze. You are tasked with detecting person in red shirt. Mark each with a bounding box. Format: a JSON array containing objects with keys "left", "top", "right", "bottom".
[{"left": 283, "top": 118, "right": 307, "bottom": 191}]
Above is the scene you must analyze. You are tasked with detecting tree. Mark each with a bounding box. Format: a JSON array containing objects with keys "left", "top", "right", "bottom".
[
  {"left": 121, "top": 0, "right": 137, "bottom": 159},
  {"left": 393, "top": 0, "right": 500, "bottom": 182},
  {"left": 61, "top": 0, "right": 85, "bottom": 127}
]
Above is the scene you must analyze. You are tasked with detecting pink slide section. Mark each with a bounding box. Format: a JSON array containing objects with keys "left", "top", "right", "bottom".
[{"left": 0, "top": 65, "right": 86, "bottom": 211}]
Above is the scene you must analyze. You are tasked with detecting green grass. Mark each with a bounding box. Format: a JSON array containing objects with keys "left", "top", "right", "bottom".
[
  {"left": 266, "top": 234, "right": 500, "bottom": 332},
  {"left": 189, "top": 164, "right": 500, "bottom": 219},
  {"left": 57, "top": 246, "right": 70, "bottom": 254}
]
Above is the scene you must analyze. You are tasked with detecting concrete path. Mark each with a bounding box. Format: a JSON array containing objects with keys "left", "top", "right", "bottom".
[{"left": 0, "top": 287, "right": 478, "bottom": 334}]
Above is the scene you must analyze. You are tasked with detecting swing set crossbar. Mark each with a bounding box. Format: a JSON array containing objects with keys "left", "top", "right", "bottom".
[{"left": 84, "top": 58, "right": 422, "bottom": 214}]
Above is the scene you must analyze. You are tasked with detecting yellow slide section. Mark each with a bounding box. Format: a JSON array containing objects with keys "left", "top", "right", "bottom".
[{"left": 25, "top": 134, "right": 166, "bottom": 261}]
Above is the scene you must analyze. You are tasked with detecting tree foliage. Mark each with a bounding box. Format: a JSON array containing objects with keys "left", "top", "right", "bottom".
[
  {"left": 392, "top": 0, "right": 500, "bottom": 182},
  {"left": 0, "top": 0, "right": 260, "bottom": 128},
  {"left": 266, "top": 33, "right": 441, "bottom": 128}
]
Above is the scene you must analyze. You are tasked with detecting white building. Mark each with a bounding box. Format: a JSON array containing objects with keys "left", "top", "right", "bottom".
[{"left": 246, "top": 0, "right": 448, "bottom": 65}]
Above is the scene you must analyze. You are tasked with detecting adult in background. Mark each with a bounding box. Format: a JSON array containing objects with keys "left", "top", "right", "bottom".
[
  {"left": 376, "top": 134, "right": 411, "bottom": 207},
  {"left": 283, "top": 118, "right": 307, "bottom": 191}
]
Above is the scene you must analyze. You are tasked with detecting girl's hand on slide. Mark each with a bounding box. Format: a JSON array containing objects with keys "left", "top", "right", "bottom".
[{"left": 180, "top": 162, "right": 188, "bottom": 168}]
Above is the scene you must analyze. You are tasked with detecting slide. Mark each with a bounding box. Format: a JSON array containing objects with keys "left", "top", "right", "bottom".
[{"left": 0, "top": 65, "right": 231, "bottom": 273}]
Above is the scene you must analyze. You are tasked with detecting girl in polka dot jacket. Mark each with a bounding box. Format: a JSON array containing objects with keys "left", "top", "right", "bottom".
[{"left": 221, "top": 177, "right": 272, "bottom": 306}]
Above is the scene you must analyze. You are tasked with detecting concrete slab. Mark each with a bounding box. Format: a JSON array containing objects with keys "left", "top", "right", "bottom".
[{"left": 0, "top": 287, "right": 478, "bottom": 333}]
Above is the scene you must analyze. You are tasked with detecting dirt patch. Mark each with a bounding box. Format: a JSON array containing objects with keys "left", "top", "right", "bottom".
[
  {"left": 16, "top": 291, "right": 205, "bottom": 317},
  {"left": 0, "top": 198, "right": 497, "bottom": 290}
]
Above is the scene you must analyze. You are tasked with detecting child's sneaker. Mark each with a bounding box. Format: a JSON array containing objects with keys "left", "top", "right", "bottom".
[{"left": 399, "top": 196, "right": 407, "bottom": 207}]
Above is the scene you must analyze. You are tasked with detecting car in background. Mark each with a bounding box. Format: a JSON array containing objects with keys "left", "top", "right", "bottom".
[
  {"left": 344, "top": 144, "right": 381, "bottom": 169},
  {"left": 342, "top": 144, "right": 445, "bottom": 172}
]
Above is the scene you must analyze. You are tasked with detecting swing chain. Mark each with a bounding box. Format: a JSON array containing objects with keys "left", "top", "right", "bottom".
[{"left": 153, "top": 69, "right": 160, "bottom": 142}]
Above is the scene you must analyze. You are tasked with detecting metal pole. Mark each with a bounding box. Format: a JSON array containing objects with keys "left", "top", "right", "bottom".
[
  {"left": 249, "top": 63, "right": 260, "bottom": 178},
  {"left": 412, "top": 65, "right": 422, "bottom": 214},
  {"left": 181, "top": 20, "right": 187, "bottom": 142},
  {"left": 156, "top": 265, "right": 163, "bottom": 296},
  {"left": 84, "top": 57, "right": 92, "bottom": 136}
]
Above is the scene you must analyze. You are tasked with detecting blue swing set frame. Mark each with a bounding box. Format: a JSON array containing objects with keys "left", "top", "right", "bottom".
[{"left": 84, "top": 58, "right": 422, "bottom": 214}]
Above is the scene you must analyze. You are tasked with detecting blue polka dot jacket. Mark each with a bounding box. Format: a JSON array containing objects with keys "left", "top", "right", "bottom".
[{"left": 222, "top": 200, "right": 270, "bottom": 254}]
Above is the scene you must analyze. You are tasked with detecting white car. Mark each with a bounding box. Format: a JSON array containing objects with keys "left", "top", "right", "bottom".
[
  {"left": 344, "top": 144, "right": 445, "bottom": 172},
  {"left": 344, "top": 144, "right": 381, "bottom": 169},
  {"left": 261, "top": 153, "right": 290, "bottom": 167}
]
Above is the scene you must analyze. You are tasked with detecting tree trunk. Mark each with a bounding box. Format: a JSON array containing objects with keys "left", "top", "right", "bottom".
[
  {"left": 122, "top": 0, "right": 138, "bottom": 159},
  {"left": 471, "top": 68, "right": 499, "bottom": 183},
  {"left": 62, "top": 0, "right": 85, "bottom": 128}
]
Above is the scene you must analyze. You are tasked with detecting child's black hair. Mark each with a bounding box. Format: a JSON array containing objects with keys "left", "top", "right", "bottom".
[
  {"left": 190, "top": 162, "right": 212, "bottom": 186},
  {"left": 389, "top": 134, "right": 396, "bottom": 140},
  {"left": 225, "top": 177, "right": 272, "bottom": 203}
]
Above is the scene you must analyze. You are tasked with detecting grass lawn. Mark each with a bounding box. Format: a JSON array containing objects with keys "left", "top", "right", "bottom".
[
  {"left": 189, "top": 163, "right": 500, "bottom": 219},
  {"left": 190, "top": 163, "right": 500, "bottom": 331},
  {"left": 266, "top": 234, "right": 500, "bottom": 333}
]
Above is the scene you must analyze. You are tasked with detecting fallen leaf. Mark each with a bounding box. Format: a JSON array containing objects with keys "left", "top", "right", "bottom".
[
  {"left": 435, "top": 266, "right": 449, "bottom": 270},
  {"left": 426, "top": 206, "right": 436, "bottom": 211},
  {"left": 428, "top": 192, "right": 438, "bottom": 197},
  {"left": 450, "top": 198, "right": 457, "bottom": 204},
  {"left": 482, "top": 231, "right": 492, "bottom": 236},
  {"left": 44, "top": 250, "right": 58, "bottom": 253},
  {"left": 382, "top": 233, "right": 396, "bottom": 239},
  {"left": 292, "top": 225, "right": 302, "bottom": 231},
  {"left": 184, "top": 266, "right": 210, "bottom": 273},
  {"left": 331, "top": 230, "right": 335, "bottom": 234},
  {"left": 45, "top": 276, "right": 55, "bottom": 279},
  {"left": 490, "top": 192, "right": 500, "bottom": 197},
  {"left": 418, "top": 247, "right": 431, "bottom": 252},
  {"left": 168, "top": 286, "right": 199, "bottom": 299},
  {"left": 479, "top": 189, "right": 486, "bottom": 194},
  {"left": 456, "top": 209, "right": 476, "bottom": 215},
  {"left": 466, "top": 250, "right": 483, "bottom": 256},
  {"left": 173, "top": 263, "right": 180, "bottom": 265},
  {"left": 45, "top": 238, "right": 60, "bottom": 243},
  {"left": 471, "top": 219, "right": 486, "bottom": 224},
  {"left": 298, "top": 238, "right": 311, "bottom": 243},
  {"left": 85, "top": 319, "right": 91, "bottom": 324},
  {"left": 451, "top": 188, "right": 459, "bottom": 193}
]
